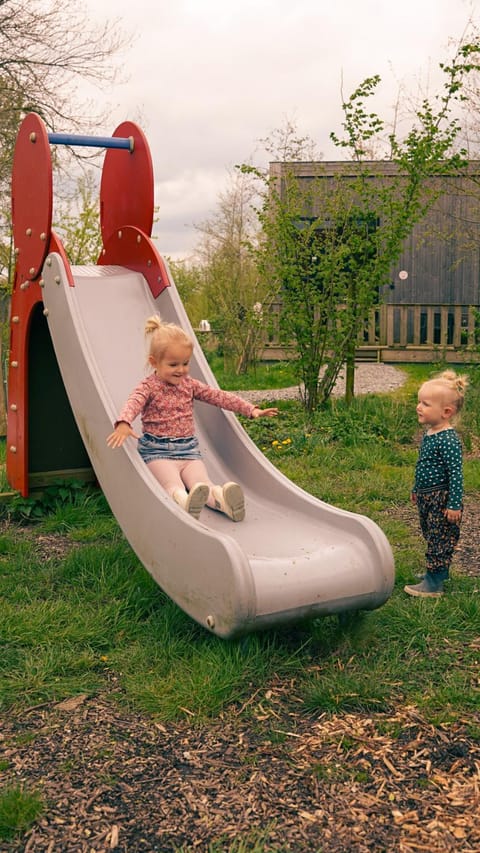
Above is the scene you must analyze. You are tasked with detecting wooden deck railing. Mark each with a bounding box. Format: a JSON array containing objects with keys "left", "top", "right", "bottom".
[
  {"left": 363, "top": 304, "right": 478, "bottom": 348},
  {"left": 262, "top": 303, "right": 480, "bottom": 362}
]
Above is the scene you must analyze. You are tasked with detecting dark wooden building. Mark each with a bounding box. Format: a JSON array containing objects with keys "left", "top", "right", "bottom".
[{"left": 266, "top": 161, "right": 480, "bottom": 362}]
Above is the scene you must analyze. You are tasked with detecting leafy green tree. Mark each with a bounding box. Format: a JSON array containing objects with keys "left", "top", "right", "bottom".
[
  {"left": 166, "top": 258, "right": 210, "bottom": 327},
  {"left": 245, "top": 41, "right": 480, "bottom": 414}
]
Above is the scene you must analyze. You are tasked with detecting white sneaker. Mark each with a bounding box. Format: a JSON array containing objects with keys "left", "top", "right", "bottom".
[
  {"left": 173, "top": 483, "right": 209, "bottom": 520},
  {"left": 211, "top": 482, "right": 245, "bottom": 522}
]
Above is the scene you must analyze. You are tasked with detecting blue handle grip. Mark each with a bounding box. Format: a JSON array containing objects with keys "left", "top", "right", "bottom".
[{"left": 48, "top": 133, "right": 134, "bottom": 151}]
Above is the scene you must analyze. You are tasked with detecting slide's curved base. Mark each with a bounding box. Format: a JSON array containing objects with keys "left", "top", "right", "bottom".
[{"left": 41, "top": 253, "right": 395, "bottom": 637}]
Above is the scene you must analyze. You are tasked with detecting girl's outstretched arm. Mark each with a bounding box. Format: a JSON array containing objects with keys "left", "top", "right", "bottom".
[{"left": 251, "top": 406, "right": 279, "bottom": 418}]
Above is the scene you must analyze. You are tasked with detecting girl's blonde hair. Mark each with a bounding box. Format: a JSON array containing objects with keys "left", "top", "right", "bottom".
[
  {"left": 144, "top": 315, "right": 193, "bottom": 362},
  {"left": 422, "top": 369, "right": 469, "bottom": 414}
]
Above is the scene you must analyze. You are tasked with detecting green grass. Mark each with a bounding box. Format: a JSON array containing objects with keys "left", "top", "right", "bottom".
[
  {"left": 1, "top": 362, "right": 479, "bottom": 728},
  {"left": 0, "top": 785, "right": 44, "bottom": 842},
  {"left": 204, "top": 355, "right": 298, "bottom": 391}
]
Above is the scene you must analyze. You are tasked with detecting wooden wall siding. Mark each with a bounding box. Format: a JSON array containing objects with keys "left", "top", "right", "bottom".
[
  {"left": 270, "top": 162, "right": 480, "bottom": 307},
  {"left": 390, "top": 185, "right": 480, "bottom": 305}
]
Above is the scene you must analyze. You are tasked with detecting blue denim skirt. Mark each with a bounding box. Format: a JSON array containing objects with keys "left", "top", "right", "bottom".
[{"left": 137, "top": 433, "right": 202, "bottom": 464}]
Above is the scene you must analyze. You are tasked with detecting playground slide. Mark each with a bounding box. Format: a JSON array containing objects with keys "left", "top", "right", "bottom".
[{"left": 41, "top": 251, "right": 395, "bottom": 638}]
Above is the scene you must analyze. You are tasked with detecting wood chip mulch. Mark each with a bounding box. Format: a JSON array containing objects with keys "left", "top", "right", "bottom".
[{"left": 1, "top": 692, "right": 480, "bottom": 853}]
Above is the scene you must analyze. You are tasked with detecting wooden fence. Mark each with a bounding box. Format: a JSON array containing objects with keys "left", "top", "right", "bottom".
[{"left": 261, "top": 303, "right": 480, "bottom": 363}]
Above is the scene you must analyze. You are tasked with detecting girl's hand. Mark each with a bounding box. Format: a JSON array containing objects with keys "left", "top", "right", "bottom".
[
  {"left": 444, "top": 507, "right": 462, "bottom": 524},
  {"left": 106, "top": 422, "right": 139, "bottom": 448},
  {"left": 411, "top": 492, "right": 417, "bottom": 505},
  {"left": 252, "top": 406, "right": 279, "bottom": 419}
]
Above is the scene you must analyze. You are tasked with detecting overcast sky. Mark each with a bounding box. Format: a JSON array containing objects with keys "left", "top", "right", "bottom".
[{"left": 80, "top": 0, "right": 479, "bottom": 259}]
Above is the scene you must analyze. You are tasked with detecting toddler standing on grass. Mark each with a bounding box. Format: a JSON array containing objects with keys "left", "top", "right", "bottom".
[
  {"left": 404, "top": 369, "right": 468, "bottom": 598},
  {"left": 107, "top": 315, "right": 279, "bottom": 521}
]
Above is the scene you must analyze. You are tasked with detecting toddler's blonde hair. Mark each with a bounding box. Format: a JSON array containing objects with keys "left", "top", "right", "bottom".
[
  {"left": 421, "top": 369, "right": 469, "bottom": 414},
  {"left": 144, "top": 315, "right": 193, "bottom": 362}
]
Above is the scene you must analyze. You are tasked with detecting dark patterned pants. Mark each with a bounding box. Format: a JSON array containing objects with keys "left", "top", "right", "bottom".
[{"left": 416, "top": 489, "right": 461, "bottom": 576}]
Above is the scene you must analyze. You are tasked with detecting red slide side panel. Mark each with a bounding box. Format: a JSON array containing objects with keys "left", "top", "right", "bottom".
[
  {"left": 98, "top": 226, "right": 170, "bottom": 297},
  {"left": 6, "top": 277, "right": 43, "bottom": 495},
  {"left": 100, "top": 122, "right": 154, "bottom": 242},
  {"left": 11, "top": 113, "right": 52, "bottom": 284}
]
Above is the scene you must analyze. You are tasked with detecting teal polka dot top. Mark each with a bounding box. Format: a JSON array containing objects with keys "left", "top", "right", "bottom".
[{"left": 413, "top": 428, "right": 463, "bottom": 510}]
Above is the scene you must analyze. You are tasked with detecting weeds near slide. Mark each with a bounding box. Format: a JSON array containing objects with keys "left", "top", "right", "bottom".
[{"left": 0, "top": 364, "right": 479, "bottom": 730}]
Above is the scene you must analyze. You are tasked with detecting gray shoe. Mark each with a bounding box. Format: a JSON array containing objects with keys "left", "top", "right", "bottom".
[{"left": 404, "top": 574, "right": 445, "bottom": 598}]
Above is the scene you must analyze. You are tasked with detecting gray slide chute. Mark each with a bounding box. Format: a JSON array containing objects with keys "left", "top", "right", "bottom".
[{"left": 42, "top": 252, "right": 395, "bottom": 637}]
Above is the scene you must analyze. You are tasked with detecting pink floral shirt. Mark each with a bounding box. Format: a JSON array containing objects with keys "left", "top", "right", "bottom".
[{"left": 116, "top": 374, "right": 256, "bottom": 437}]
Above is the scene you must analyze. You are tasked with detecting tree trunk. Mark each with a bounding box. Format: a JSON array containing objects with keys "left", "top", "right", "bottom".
[
  {"left": 345, "top": 351, "right": 355, "bottom": 405},
  {"left": 0, "top": 292, "right": 10, "bottom": 437},
  {"left": 0, "top": 347, "right": 6, "bottom": 437}
]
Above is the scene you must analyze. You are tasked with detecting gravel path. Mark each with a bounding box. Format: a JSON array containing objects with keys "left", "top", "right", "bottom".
[{"left": 237, "top": 363, "right": 407, "bottom": 402}]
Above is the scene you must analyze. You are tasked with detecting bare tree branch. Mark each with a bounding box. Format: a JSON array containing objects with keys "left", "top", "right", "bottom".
[{"left": 0, "top": 0, "right": 129, "bottom": 165}]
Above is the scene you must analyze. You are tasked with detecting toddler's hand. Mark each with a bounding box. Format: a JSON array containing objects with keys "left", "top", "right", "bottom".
[
  {"left": 252, "top": 406, "right": 280, "bottom": 419},
  {"left": 444, "top": 507, "right": 462, "bottom": 524},
  {"left": 106, "top": 422, "right": 139, "bottom": 448}
]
